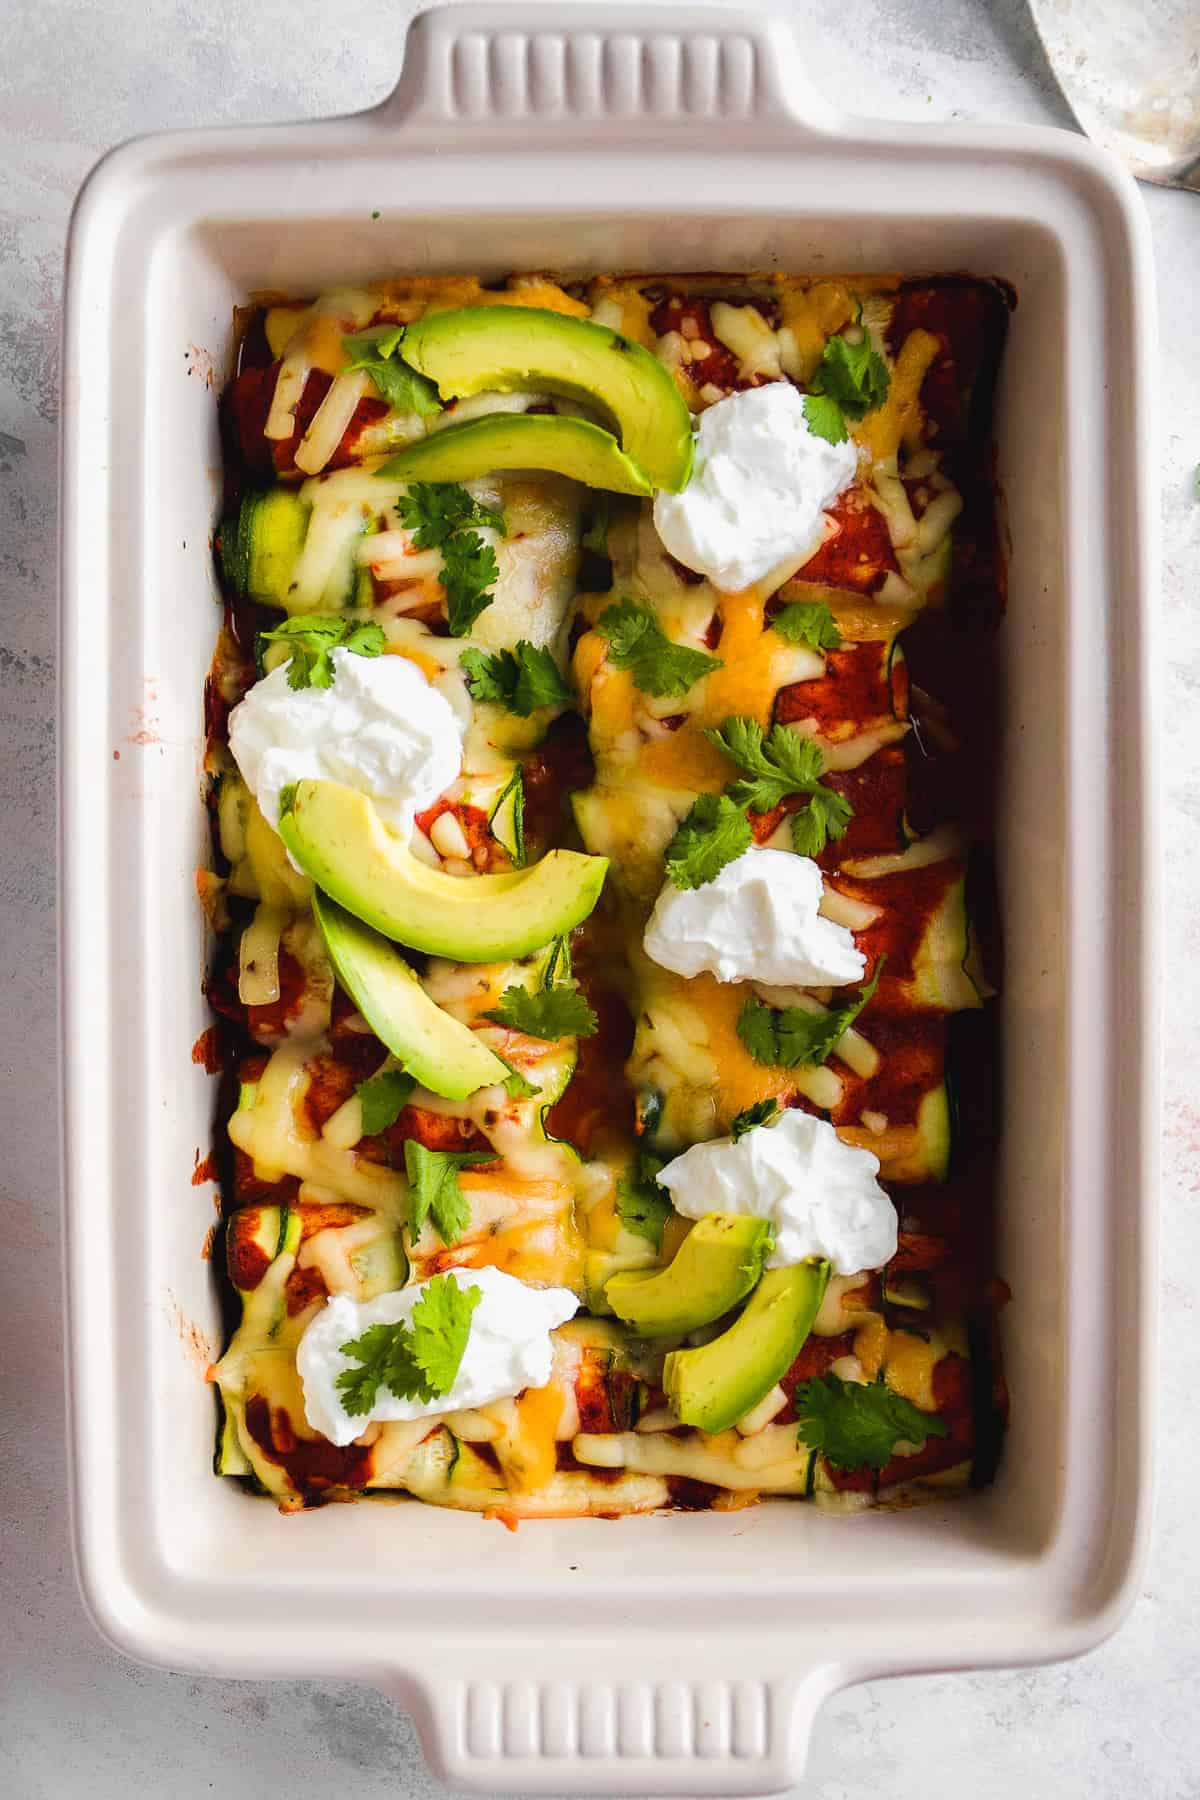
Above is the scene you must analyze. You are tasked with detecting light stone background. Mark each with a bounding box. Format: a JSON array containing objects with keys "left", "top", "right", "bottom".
[{"left": 2, "top": 0, "right": 1197, "bottom": 1793}]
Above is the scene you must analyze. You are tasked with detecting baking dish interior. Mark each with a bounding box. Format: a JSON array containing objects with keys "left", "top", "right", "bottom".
[
  {"left": 152, "top": 208, "right": 1057, "bottom": 1560},
  {"left": 73, "top": 145, "right": 1148, "bottom": 1670}
]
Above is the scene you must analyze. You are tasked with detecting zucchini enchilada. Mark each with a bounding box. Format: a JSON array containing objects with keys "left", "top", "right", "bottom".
[{"left": 202, "top": 271, "right": 1009, "bottom": 1518}]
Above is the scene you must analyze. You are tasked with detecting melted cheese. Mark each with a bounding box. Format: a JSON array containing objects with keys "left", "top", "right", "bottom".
[
  {"left": 633, "top": 966, "right": 846, "bottom": 1134},
  {"left": 406, "top": 1170, "right": 585, "bottom": 1292},
  {"left": 857, "top": 329, "right": 940, "bottom": 462},
  {"left": 775, "top": 280, "right": 857, "bottom": 383},
  {"left": 297, "top": 1216, "right": 385, "bottom": 1299},
  {"left": 228, "top": 1045, "right": 405, "bottom": 1216},
  {"left": 489, "top": 1381, "right": 565, "bottom": 1494},
  {"left": 573, "top": 1429, "right": 808, "bottom": 1491},
  {"left": 812, "top": 1273, "right": 882, "bottom": 1337},
  {"left": 883, "top": 1328, "right": 942, "bottom": 1413},
  {"left": 587, "top": 280, "right": 658, "bottom": 346},
  {"left": 637, "top": 729, "right": 730, "bottom": 793},
  {"left": 238, "top": 903, "right": 286, "bottom": 1007},
  {"left": 692, "top": 590, "right": 795, "bottom": 730}
]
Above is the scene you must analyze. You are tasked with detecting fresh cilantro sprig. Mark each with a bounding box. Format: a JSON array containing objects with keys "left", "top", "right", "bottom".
[
  {"left": 341, "top": 327, "right": 443, "bottom": 419},
  {"left": 498, "top": 1060, "right": 541, "bottom": 1101},
  {"left": 485, "top": 941, "right": 598, "bottom": 1042},
  {"left": 660, "top": 721, "right": 852, "bottom": 890},
  {"left": 707, "top": 717, "right": 853, "bottom": 859},
  {"left": 404, "top": 1141, "right": 494, "bottom": 1247},
  {"left": 487, "top": 983, "right": 598, "bottom": 1040},
  {"left": 395, "top": 483, "right": 504, "bottom": 549},
  {"left": 802, "top": 330, "right": 891, "bottom": 445},
  {"left": 439, "top": 533, "right": 501, "bottom": 635},
  {"left": 615, "top": 1150, "right": 672, "bottom": 1252},
  {"left": 814, "top": 333, "right": 891, "bottom": 421},
  {"left": 770, "top": 600, "right": 843, "bottom": 652},
  {"left": 801, "top": 394, "right": 849, "bottom": 446},
  {"left": 663, "top": 792, "right": 752, "bottom": 890},
  {"left": 730, "top": 1098, "right": 779, "bottom": 1142},
  {"left": 737, "top": 958, "right": 884, "bottom": 1070},
  {"left": 385, "top": 483, "right": 506, "bottom": 636},
  {"left": 461, "top": 641, "right": 572, "bottom": 716},
  {"left": 336, "top": 1274, "right": 482, "bottom": 1417},
  {"left": 258, "top": 615, "right": 386, "bottom": 690},
  {"left": 356, "top": 1067, "right": 415, "bottom": 1137},
  {"left": 596, "top": 599, "right": 722, "bottom": 699},
  {"left": 793, "top": 1371, "right": 948, "bottom": 1471}
]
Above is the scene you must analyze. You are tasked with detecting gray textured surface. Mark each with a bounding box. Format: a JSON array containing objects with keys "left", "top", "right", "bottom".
[{"left": 2, "top": 0, "right": 1197, "bottom": 1794}]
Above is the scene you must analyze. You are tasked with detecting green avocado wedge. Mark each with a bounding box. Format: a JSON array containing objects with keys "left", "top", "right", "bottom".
[
  {"left": 312, "top": 891, "right": 509, "bottom": 1102},
  {"left": 377, "top": 413, "right": 654, "bottom": 497},
  {"left": 399, "top": 307, "right": 694, "bottom": 492},
  {"left": 605, "top": 1214, "right": 774, "bottom": 1337},
  {"left": 279, "top": 780, "right": 608, "bottom": 962},
  {"left": 663, "top": 1259, "right": 831, "bottom": 1435}
]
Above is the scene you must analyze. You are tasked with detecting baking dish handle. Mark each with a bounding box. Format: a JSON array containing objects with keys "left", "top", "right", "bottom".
[
  {"left": 389, "top": 1653, "right": 841, "bottom": 1796},
  {"left": 377, "top": 2, "right": 841, "bottom": 137}
]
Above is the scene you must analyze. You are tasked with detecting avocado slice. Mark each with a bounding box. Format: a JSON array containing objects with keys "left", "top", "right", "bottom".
[
  {"left": 663, "top": 1259, "right": 831, "bottom": 1435},
  {"left": 400, "top": 307, "right": 694, "bottom": 493},
  {"left": 279, "top": 780, "right": 608, "bottom": 962},
  {"left": 378, "top": 413, "right": 654, "bottom": 497},
  {"left": 606, "top": 1214, "right": 773, "bottom": 1337},
  {"left": 312, "top": 891, "right": 509, "bottom": 1101}
]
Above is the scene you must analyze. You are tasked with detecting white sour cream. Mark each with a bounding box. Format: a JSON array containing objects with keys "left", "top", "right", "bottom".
[
  {"left": 296, "top": 1265, "right": 579, "bottom": 1447},
  {"left": 656, "top": 1109, "right": 896, "bottom": 1276},
  {"left": 643, "top": 847, "right": 865, "bottom": 988},
  {"left": 228, "top": 646, "right": 464, "bottom": 841},
  {"left": 652, "top": 383, "right": 858, "bottom": 591}
]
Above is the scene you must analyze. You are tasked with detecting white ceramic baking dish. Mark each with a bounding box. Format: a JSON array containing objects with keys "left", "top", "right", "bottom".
[{"left": 59, "top": 5, "right": 1160, "bottom": 1792}]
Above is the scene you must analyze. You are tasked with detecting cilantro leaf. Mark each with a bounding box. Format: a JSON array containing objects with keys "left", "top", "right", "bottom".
[
  {"left": 802, "top": 393, "right": 848, "bottom": 445},
  {"left": 790, "top": 786, "right": 854, "bottom": 858},
  {"left": 408, "top": 1274, "right": 482, "bottom": 1397},
  {"left": 596, "top": 599, "right": 722, "bottom": 699},
  {"left": 356, "top": 1067, "right": 415, "bottom": 1137},
  {"left": 258, "top": 615, "right": 386, "bottom": 690},
  {"left": 461, "top": 641, "right": 572, "bottom": 716},
  {"left": 770, "top": 601, "right": 843, "bottom": 652},
  {"left": 615, "top": 1151, "right": 672, "bottom": 1252},
  {"left": 343, "top": 323, "right": 405, "bottom": 362},
  {"left": 335, "top": 1320, "right": 424, "bottom": 1416},
  {"left": 813, "top": 333, "right": 890, "bottom": 422},
  {"left": 335, "top": 1274, "right": 482, "bottom": 1417},
  {"left": 440, "top": 530, "right": 500, "bottom": 636},
  {"left": 793, "top": 1371, "right": 948, "bottom": 1471},
  {"left": 380, "top": 483, "right": 506, "bottom": 635},
  {"left": 662, "top": 791, "right": 752, "bottom": 890},
  {"left": 706, "top": 717, "right": 824, "bottom": 811},
  {"left": 498, "top": 1060, "right": 541, "bottom": 1101},
  {"left": 485, "top": 980, "right": 598, "bottom": 1042},
  {"left": 707, "top": 715, "right": 853, "bottom": 855},
  {"left": 364, "top": 357, "right": 444, "bottom": 418},
  {"left": 403, "top": 1140, "right": 494, "bottom": 1246},
  {"left": 736, "top": 958, "right": 884, "bottom": 1070},
  {"left": 730, "top": 1098, "right": 779, "bottom": 1142},
  {"left": 394, "top": 483, "right": 504, "bottom": 550},
  {"left": 341, "top": 328, "right": 443, "bottom": 419}
]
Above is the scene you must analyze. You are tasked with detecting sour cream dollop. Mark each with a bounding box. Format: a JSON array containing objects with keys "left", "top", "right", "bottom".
[
  {"left": 656, "top": 1109, "right": 896, "bottom": 1276},
  {"left": 228, "top": 646, "right": 464, "bottom": 841},
  {"left": 643, "top": 846, "right": 865, "bottom": 988},
  {"left": 652, "top": 383, "right": 858, "bottom": 592},
  {"left": 296, "top": 1266, "right": 579, "bottom": 1447}
]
